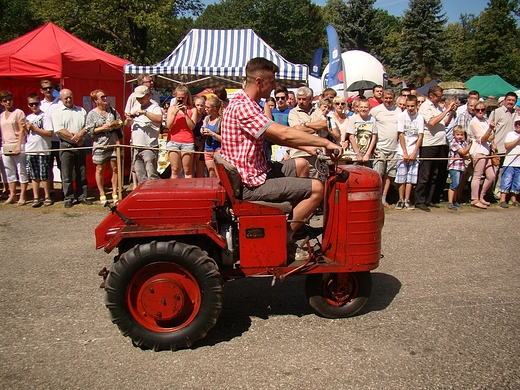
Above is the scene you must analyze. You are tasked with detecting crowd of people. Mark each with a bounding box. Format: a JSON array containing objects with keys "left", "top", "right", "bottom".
[{"left": 1, "top": 68, "right": 520, "bottom": 214}]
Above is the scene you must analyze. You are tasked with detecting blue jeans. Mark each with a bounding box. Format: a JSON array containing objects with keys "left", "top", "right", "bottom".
[{"left": 499, "top": 166, "right": 520, "bottom": 194}]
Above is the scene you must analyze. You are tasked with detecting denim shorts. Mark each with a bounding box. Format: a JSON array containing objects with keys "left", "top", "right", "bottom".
[
  {"left": 449, "top": 169, "right": 463, "bottom": 190},
  {"left": 499, "top": 165, "right": 520, "bottom": 194},
  {"left": 166, "top": 141, "right": 195, "bottom": 152}
]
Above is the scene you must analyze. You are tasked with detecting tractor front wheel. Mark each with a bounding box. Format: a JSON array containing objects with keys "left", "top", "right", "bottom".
[
  {"left": 305, "top": 272, "right": 372, "bottom": 318},
  {"left": 105, "top": 240, "right": 223, "bottom": 351}
]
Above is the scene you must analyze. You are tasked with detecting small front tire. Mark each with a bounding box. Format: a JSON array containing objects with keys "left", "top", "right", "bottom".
[{"left": 305, "top": 272, "right": 372, "bottom": 318}]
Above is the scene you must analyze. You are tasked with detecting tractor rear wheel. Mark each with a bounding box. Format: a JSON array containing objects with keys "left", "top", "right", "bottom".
[
  {"left": 305, "top": 272, "right": 371, "bottom": 318},
  {"left": 105, "top": 240, "right": 223, "bottom": 351}
]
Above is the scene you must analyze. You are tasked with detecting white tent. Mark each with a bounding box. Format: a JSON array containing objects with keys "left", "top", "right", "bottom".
[{"left": 124, "top": 29, "right": 308, "bottom": 89}]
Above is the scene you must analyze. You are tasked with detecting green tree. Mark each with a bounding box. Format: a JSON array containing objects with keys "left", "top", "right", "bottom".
[
  {"left": 334, "top": 0, "right": 379, "bottom": 52},
  {"left": 0, "top": 0, "right": 40, "bottom": 44},
  {"left": 31, "top": 0, "right": 204, "bottom": 64},
  {"left": 195, "top": 0, "right": 325, "bottom": 65},
  {"left": 395, "top": 0, "right": 448, "bottom": 85}
]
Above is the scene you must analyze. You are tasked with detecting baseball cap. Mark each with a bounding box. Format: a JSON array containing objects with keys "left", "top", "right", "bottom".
[
  {"left": 514, "top": 114, "right": 520, "bottom": 123},
  {"left": 134, "top": 85, "right": 149, "bottom": 98}
]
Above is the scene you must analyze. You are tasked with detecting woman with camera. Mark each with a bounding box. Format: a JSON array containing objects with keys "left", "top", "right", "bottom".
[
  {"left": 166, "top": 85, "right": 201, "bottom": 178},
  {"left": 85, "top": 89, "right": 123, "bottom": 205}
]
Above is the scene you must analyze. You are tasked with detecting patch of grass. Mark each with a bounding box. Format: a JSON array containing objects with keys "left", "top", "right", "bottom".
[{"left": 62, "top": 212, "right": 83, "bottom": 218}]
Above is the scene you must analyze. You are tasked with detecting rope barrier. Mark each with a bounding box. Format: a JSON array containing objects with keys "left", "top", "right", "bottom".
[{"left": 2, "top": 143, "right": 518, "bottom": 162}]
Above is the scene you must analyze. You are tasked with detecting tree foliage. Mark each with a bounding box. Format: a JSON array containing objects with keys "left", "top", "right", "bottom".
[
  {"left": 0, "top": 0, "right": 40, "bottom": 43},
  {"left": 30, "top": 0, "right": 204, "bottom": 64},
  {"left": 195, "top": 0, "right": 325, "bottom": 65},
  {"left": 393, "top": 0, "right": 449, "bottom": 85}
]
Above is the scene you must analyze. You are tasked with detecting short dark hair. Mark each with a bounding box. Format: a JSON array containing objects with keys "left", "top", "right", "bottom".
[
  {"left": 27, "top": 93, "right": 40, "bottom": 101},
  {"left": 0, "top": 90, "right": 13, "bottom": 101},
  {"left": 505, "top": 91, "right": 518, "bottom": 100},
  {"left": 406, "top": 95, "right": 418, "bottom": 103},
  {"left": 322, "top": 87, "right": 337, "bottom": 97},
  {"left": 372, "top": 85, "right": 383, "bottom": 92},
  {"left": 468, "top": 90, "right": 479, "bottom": 98},
  {"left": 275, "top": 86, "right": 288, "bottom": 96},
  {"left": 245, "top": 57, "right": 279, "bottom": 79}
]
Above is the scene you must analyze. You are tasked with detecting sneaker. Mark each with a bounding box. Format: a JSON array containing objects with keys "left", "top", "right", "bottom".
[
  {"left": 287, "top": 243, "right": 309, "bottom": 262},
  {"left": 395, "top": 200, "right": 404, "bottom": 210},
  {"left": 453, "top": 202, "right": 461, "bottom": 208},
  {"left": 499, "top": 201, "right": 510, "bottom": 208},
  {"left": 448, "top": 203, "right": 458, "bottom": 211},
  {"left": 404, "top": 202, "right": 415, "bottom": 210},
  {"left": 512, "top": 201, "right": 520, "bottom": 207},
  {"left": 416, "top": 204, "right": 430, "bottom": 212},
  {"left": 80, "top": 199, "right": 93, "bottom": 205},
  {"left": 64, "top": 200, "right": 73, "bottom": 208}
]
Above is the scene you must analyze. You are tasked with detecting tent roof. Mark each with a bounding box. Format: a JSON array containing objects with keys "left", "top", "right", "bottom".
[
  {"left": 0, "top": 22, "right": 130, "bottom": 80},
  {"left": 416, "top": 80, "right": 438, "bottom": 95},
  {"left": 465, "top": 75, "right": 518, "bottom": 98},
  {"left": 124, "top": 29, "right": 308, "bottom": 88}
]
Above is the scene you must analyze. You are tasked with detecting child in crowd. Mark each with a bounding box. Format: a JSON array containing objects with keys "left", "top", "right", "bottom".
[
  {"left": 345, "top": 98, "right": 377, "bottom": 166},
  {"left": 395, "top": 95, "right": 423, "bottom": 210},
  {"left": 447, "top": 125, "right": 472, "bottom": 210},
  {"left": 318, "top": 98, "right": 340, "bottom": 143},
  {"left": 23, "top": 93, "right": 53, "bottom": 207},
  {"left": 498, "top": 116, "right": 520, "bottom": 208}
]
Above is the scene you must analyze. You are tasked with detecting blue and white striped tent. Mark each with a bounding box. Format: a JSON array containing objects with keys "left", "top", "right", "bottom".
[{"left": 124, "top": 29, "right": 308, "bottom": 88}]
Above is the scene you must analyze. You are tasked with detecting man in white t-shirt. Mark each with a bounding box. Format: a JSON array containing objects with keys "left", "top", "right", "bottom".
[
  {"left": 39, "top": 79, "right": 62, "bottom": 199},
  {"left": 416, "top": 86, "right": 456, "bottom": 211},
  {"left": 395, "top": 95, "right": 424, "bottom": 210},
  {"left": 124, "top": 86, "right": 163, "bottom": 184},
  {"left": 498, "top": 116, "right": 520, "bottom": 207},
  {"left": 370, "top": 88, "right": 400, "bottom": 208}
]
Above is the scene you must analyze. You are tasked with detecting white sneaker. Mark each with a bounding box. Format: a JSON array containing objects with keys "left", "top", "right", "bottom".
[
  {"left": 395, "top": 200, "right": 404, "bottom": 210},
  {"left": 404, "top": 201, "right": 415, "bottom": 210}
]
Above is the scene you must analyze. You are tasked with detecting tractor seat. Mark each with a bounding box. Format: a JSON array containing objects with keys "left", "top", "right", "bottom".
[{"left": 214, "top": 152, "right": 292, "bottom": 214}]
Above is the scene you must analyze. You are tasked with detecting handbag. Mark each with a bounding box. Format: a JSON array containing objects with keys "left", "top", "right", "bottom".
[{"left": 490, "top": 149, "right": 500, "bottom": 167}]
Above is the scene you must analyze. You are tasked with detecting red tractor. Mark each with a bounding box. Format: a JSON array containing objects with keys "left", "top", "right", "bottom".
[{"left": 95, "top": 154, "right": 384, "bottom": 351}]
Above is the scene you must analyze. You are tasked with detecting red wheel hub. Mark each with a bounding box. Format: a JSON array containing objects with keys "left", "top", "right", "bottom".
[
  {"left": 323, "top": 273, "right": 358, "bottom": 307},
  {"left": 127, "top": 263, "right": 201, "bottom": 332}
]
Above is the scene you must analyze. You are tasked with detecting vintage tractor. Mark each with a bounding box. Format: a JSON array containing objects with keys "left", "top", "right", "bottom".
[{"left": 95, "top": 153, "right": 384, "bottom": 351}]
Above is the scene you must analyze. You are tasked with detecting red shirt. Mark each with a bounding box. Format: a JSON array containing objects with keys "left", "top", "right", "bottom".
[
  {"left": 368, "top": 97, "right": 382, "bottom": 109},
  {"left": 220, "top": 90, "right": 273, "bottom": 187},
  {"left": 168, "top": 108, "right": 194, "bottom": 143}
]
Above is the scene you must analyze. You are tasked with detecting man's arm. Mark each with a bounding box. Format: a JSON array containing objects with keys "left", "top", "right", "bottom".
[{"left": 263, "top": 122, "right": 341, "bottom": 156}]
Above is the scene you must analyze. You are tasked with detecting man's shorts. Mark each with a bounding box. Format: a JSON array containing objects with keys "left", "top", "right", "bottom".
[
  {"left": 395, "top": 158, "right": 419, "bottom": 184},
  {"left": 242, "top": 159, "right": 312, "bottom": 203},
  {"left": 372, "top": 149, "right": 397, "bottom": 178}
]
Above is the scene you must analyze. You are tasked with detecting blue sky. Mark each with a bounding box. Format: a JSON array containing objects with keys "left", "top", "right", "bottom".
[{"left": 200, "top": 0, "right": 490, "bottom": 24}]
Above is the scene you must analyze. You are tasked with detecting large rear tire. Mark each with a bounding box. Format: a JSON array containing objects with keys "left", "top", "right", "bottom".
[
  {"left": 105, "top": 240, "right": 223, "bottom": 351},
  {"left": 305, "top": 272, "right": 371, "bottom": 318}
]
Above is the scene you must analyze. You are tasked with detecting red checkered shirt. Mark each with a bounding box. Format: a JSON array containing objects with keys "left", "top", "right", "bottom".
[{"left": 220, "top": 90, "right": 274, "bottom": 187}]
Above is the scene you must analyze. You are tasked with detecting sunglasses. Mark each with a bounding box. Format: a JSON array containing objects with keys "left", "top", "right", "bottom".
[
  {"left": 28, "top": 102, "right": 40, "bottom": 107},
  {"left": 41, "top": 87, "right": 52, "bottom": 91},
  {"left": 335, "top": 102, "right": 346, "bottom": 105},
  {"left": 99, "top": 95, "right": 107, "bottom": 99},
  {"left": 475, "top": 108, "right": 486, "bottom": 113},
  {"left": 2, "top": 98, "right": 12, "bottom": 103},
  {"left": 275, "top": 96, "right": 286, "bottom": 100}
]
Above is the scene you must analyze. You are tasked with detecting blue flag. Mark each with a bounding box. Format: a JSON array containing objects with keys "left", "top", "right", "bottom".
[
  {"left": 326, "top": 25, "right": 343, "bottom": 89},
  {"left": 310, "top": 48, "right": 323, "bottom": 78}
]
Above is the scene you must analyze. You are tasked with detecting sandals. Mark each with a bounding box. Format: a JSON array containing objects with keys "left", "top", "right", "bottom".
[
  {"left": 112, "top": 194, "right": 119, "bottom": 205},
  {"left": 17, "top": 199, "right": 27, "bottom": 206},
  {"left": 479, "top": 199, "right": 491, "bottom": 206},
  {"left": 43, "top": 198, "right": 53, "bottom": 207},
  {"left": 471, "top": 201, "right": 488, "bottom": 209},
  {"left": 32, "top": 199, "right": 43, "bottom": 208},
  {"left": 100, "top": 195, "right": 108, "bottom": 206},
  {"left": 3, "top": 197, "right": 15, "bottom": 205}
]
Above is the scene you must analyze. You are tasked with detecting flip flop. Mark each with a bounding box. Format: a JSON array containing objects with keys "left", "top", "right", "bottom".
[
  {"left": 3, "top": 198, "right": 16, "bottom": 205},
  {"left": 17, "top": 199, "right": 27, "bottom": 206},
  {"left": 471, "top": 201, "right": 487, "bottom": 209}
]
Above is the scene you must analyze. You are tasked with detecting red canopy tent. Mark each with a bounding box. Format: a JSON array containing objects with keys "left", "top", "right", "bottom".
[{"left": 0, "top": 22, "right": 131, "bottom": 185}]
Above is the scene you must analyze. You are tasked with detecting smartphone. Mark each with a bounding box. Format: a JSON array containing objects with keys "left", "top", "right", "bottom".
[{"left": 177, "top": 98, "right": 183, "bottom": 106}]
